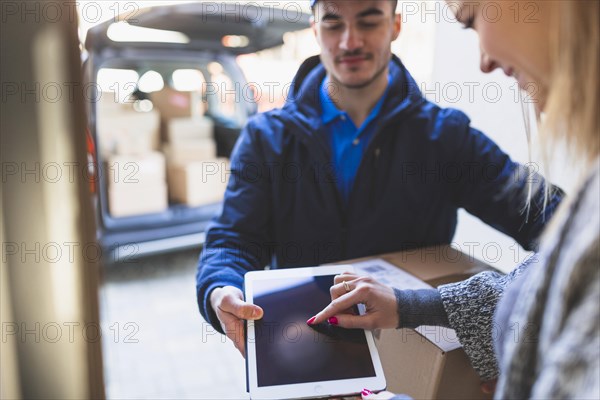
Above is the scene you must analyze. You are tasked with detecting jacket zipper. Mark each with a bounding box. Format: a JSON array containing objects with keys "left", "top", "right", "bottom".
[
  {"left": 284, "top": 118, "right": 349, "bottom": 259},
  {"left": 338, "top": 118, "right": 401, "bottom": 259},
  {"left": 281, "top": 104, "right": 417, "bottom": 261},
  {"left": 313, "top": 125, "right": 350, "bottom": 259},
  {"left": 344, "top": 113, "right": 407, "bottom": 215},
  {"left": 369, "top": 147, "right": 382, "bottom": 209}
]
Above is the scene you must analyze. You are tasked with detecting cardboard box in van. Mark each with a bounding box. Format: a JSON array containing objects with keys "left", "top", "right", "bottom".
[
  {"left": 166, "top": 117, "right": 214, "bottom": 143},
  {"left": 96, "top": 107, "right": 160, "bottom": 156},
  {"left": 105, "top": 152, "right": 166, "bottom": 188},
  {"left": 105, "top": 152, "right": 168, "bottom": 218},
  {"left": 151, "top": 87, "right": 204, "bottom": 120},
  {"left": 108, "top": 183, "right": 168, "bottom": 218},
  {"left": 163, "top": 140, "right": 217, "bottom": 165},
  {"left": 167, "top": 158, "right": 229, "bottom": 207}
]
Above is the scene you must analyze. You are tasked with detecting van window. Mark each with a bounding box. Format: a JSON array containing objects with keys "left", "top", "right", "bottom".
[
  {"left": 172, "top": 69, "right": 205, "bottom": 92},
  {"left": 97, "top": 68, "right": 139, "bottom": 102},
  {"left": 138, "top": 70, "right": 165, "bottom": 93}
]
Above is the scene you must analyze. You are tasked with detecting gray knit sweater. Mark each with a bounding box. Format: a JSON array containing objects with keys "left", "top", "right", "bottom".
[
  {"left": 439, "top": 163, "right": 600, "bottom": 398},
  {"left": 494, "top": 164, "right": 600, "bottom": 399},
  {"left": 437, "top": 258, "right": 531, "bottom": 379}
]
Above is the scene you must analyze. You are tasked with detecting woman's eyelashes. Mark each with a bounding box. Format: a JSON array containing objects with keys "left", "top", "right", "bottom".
[
  {"left": 462, "top": 15, "right": 475, "bottom": 30},
  {"left": 456, "top": 5, "right": 476, "bottom": 30}
]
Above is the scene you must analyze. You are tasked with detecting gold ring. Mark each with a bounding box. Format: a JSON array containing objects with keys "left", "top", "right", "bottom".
[{"left": 343, "top": 280, "right": 351, "bottom": 292}]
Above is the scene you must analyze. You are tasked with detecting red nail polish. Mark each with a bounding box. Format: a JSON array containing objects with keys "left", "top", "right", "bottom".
[
  {"left": 328, "top": 316, "right": 338, "bottom": 325},
  {"left": 362, "top": 388, "right": 373, "bottom": 396},
  {"left": 306, "top": 316, "right": 316, "bottom": 325}
]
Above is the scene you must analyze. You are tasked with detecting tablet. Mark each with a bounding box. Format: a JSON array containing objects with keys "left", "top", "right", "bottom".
[{"left": 244, "top": 265, "right": 386, "bottom": 399}]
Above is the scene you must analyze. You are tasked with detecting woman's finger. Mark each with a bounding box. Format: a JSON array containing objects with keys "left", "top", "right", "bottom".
[
  {"left": 362, "top": 390, "right": 399, "bottom": 399},
  {"left": 328, "top": 312, "right": 373, "bottom": 330},
  {"left": 309, "top": 289, "right": 364, "bottom": 325},
  {"left": 333, "top": 273, "right": 359, "bottom": 285},
  {"left": 329, "top": 277, "right": 362, "bottom": 300}
]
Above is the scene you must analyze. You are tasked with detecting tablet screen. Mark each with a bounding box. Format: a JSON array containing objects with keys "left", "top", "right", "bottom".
[{"left": 251, "top": 274, "right": 376, "bottom": 387}]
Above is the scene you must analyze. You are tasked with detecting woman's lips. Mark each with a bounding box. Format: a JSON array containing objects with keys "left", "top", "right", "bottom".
[{"left": 505, "top": 68, "right": 528, "bottom": 89}]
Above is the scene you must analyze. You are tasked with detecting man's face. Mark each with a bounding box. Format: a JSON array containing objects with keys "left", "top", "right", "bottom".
[{"left": 312, "top": 0, "right": 401, "bottom": 89}]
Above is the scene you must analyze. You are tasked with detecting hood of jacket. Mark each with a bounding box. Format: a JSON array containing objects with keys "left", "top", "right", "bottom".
[{"left": 279, "top": 54, "right": 428, "bottom": 139}]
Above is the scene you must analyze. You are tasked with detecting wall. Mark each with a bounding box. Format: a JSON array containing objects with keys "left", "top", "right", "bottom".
[{"left": 425, "top": 2, "right": 575, "bottom": 272}]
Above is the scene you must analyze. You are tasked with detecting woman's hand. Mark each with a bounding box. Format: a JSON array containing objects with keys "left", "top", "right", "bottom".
[
  {"left": 362, "top": 389, "right": 410, "bottom": 399},
  {"left": 481, "top": 378, "right": 498, "bottom": 394},
  {"left": 307, "top": 273, "right": 399, "bottom": 330}
]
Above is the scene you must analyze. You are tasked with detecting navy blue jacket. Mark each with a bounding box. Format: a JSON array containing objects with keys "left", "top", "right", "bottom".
[{"left": 196, "top": 55, "right": 563, "bottom": 331}]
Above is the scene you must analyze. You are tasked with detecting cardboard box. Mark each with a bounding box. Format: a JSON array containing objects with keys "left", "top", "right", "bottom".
[
  {"left": 108, "top": 183, "right": 168, "bottom": 218},
  {"left": 167, "top": 158, "right": 229, "bottom": 206},
  {"left": 163, "top": 140, "right": 217, "bottom": 165},
  {"left": 166, "top": 117, "right": 214, "bottom": 143},
  {"left": 96, "top": 92, "right": 132, "bottom": 114},
  {"left": 96, "top": 109, "right": 160, "bottom": 155},
  {"left": 345, "top": 247, "right": 495, "bottom": 400},
  {"left": 105, "top": 152, "right": 166, "bottom": 188},
  {"left": 151, "top": 87, "right": 204, "bottom": 119}
]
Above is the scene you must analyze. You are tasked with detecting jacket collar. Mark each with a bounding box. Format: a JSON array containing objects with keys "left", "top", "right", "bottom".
[{"left": 283, "top": 54, "right": 426, "bottom": 132}]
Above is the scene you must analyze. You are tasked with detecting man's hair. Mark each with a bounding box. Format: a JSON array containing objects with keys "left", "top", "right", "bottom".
[{"left": 311, "top": 1, "right": 399, "bottom": 16}]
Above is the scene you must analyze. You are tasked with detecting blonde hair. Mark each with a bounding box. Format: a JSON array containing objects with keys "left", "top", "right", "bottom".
[
  {"left": 520, "top": 1, "right": 598, "bottom": 221},
  {"left": 543, "top": 1, "right": 600, "bottom": 166},
  {"left": 522, "top": 1, "right": 600, "bottom": 232}
]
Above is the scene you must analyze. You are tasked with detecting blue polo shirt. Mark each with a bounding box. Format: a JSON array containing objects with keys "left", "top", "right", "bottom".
[{"left": 320, "top": 75, "right": 390, "bottom": 203}]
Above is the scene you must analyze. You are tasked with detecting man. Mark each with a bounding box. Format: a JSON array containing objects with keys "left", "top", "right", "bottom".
[{"left": 196, "top": 0, "right": 562, "bottom": 357}]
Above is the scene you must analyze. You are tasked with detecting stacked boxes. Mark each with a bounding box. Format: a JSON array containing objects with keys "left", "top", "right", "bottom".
[
  {"left": 150, "top": 86, "right": 205, "bottom": 120},
  {"left": 96, "top": 94, "right": 161, "bottom": 156},
  {"left": 96, "top": 93, "right": 168, "bottom": 217},
  {"left": 152, "top": 87, "right": 229, "bottom": 207},
  {"left": 167, "top": 159, "right": 229, "bottom": 207},
  {"left": 162, "top": 117, "right": 216, "bottom": 164},
  {"left": 163, "top": 119, "right": 229, "bottom": 206},
  {"left": 96, "top": 86, "right": 230, "bottom": 216},
  {"left": 106, "top": 152, "right": 168, "bottom": 217}
]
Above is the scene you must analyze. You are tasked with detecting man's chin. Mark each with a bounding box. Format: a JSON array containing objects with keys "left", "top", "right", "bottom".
[
  {"left": 344, "top": 81, "right": 376, "bottom": 90},
  {"left": 333, "top": 63, "right": 388, "bottom": 90},
  {"left": 335, "top": 75, "right": 377, "bottom": 90}
]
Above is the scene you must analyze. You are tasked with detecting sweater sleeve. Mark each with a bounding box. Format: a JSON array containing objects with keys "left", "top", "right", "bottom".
[
  {"left": 437, "top": 256, "right": 538, "bottom": 381},
  {"left": 394, "top": 288, "right": 450, "bottom": 329}
]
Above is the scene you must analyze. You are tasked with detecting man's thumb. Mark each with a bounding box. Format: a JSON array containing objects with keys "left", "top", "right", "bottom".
[{"left": 238, "top": 303, "right": 263, "bottom": 320}]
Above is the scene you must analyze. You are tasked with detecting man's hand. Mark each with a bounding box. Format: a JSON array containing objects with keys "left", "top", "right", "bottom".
[{"left": 210, "top": 286, "right": 264, "bottom": 358}]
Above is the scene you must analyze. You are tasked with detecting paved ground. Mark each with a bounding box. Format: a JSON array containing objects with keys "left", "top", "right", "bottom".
[{"left": 99, "top": 249, "right": 249, "bottom": 399}]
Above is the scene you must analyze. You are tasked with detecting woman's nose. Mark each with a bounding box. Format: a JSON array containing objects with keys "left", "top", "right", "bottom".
[{"left": 480, "top": 50, "right": 500, "bottom": 74}]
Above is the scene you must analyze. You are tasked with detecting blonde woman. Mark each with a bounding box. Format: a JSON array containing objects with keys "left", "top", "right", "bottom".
[{"left": 311, "top": 1, "right": 599, "bottom": 398}]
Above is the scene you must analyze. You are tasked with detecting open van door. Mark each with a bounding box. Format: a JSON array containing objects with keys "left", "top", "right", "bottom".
[
  {"left": 83, "top": 3, "right": 310, "bottom": 260},
  {"left": 1, "top": 2, "right": 104, "bottom": 398}
]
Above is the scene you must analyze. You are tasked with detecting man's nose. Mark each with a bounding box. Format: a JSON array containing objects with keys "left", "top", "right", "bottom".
[
  {"left": 340, "top": 25, "right": 364, "bottom": 52},
  {"left": 480, "top": 50, "right": 499, "bottom": 74}
]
